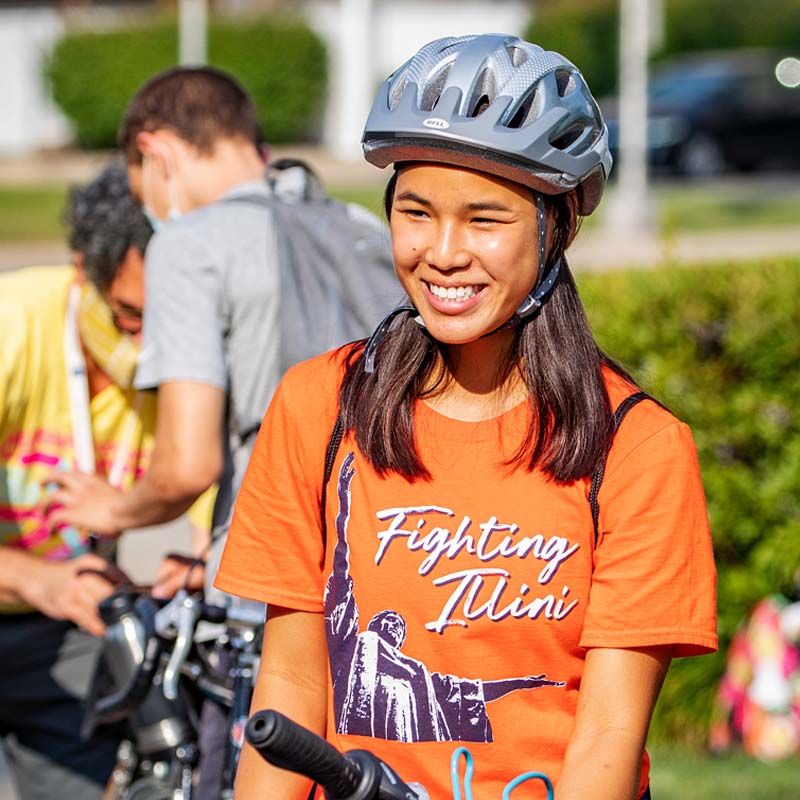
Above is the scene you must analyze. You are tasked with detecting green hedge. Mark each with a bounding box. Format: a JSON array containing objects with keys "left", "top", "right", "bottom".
[
  {"left": 578, "top": 257, "right": 800, "bottom": 744},
  {"left": 663, "top": 0, "right": 800, "bottom": 56},
  {"left": 526, "top": 0, "right": 800, "bottom": 97},
  {"left": 45, "top": 17, "right": 327, "bottom": 149}
]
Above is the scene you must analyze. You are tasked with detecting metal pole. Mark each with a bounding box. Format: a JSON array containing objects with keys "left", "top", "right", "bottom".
[
  {"left": 179, "top": 0, "right": 207, "bottom": 66},
  {"left": 606, "top": 0, "right": 653, "bottom": 232},
  {"left": 332, "top": 0, "right": 374, "bottom": 161}
]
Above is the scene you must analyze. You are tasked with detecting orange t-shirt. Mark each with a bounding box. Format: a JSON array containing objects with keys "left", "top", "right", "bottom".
[{"left": 216, "top": 348, "right": 717, "bottom": 799}]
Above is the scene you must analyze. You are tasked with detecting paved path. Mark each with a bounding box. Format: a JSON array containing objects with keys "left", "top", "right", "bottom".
[
  {"left": 0, "top": 145, "right": 383, "bottom": 189},
  {"left": 567, "top": 224, "right": 800, "bottom": 271},
  {"left": 3, "top": 223, "right": 800, "bottom": 276},
  {"left": 2, "top": 147, "right": 799, "bottom": 272}
]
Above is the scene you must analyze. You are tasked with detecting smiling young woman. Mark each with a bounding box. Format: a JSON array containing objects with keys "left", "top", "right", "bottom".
[{"left": 216, "top": 33, "right": 718, "bottom": 800}]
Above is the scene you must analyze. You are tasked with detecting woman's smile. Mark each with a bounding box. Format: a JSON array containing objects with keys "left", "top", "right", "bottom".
[{"left": 424, "top": 280, "right": 486, "bottom": 312}]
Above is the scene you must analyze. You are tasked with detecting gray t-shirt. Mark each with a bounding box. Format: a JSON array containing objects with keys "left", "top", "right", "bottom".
[{"left": 135, "top": 180, "right": 280, "bottom": 598}]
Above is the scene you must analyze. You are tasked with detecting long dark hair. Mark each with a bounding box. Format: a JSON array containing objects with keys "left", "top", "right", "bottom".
[{"left": 338, "top": 169, "right": 637, "bottom": 483}]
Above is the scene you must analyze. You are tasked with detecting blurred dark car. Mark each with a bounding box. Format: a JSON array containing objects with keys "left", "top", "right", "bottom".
[{"left": 602, "top": 50, "right": 800, "bottom": 177}]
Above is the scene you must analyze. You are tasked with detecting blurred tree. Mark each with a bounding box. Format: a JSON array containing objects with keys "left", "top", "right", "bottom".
[
  {"left": 665, "top": 0, "right": 800, "bottom": 54},
  {"left": 46, "top": 16, "right": 327, "bottom": 149},
  {"left": 527, "top": 0, "right": 800, "bottom": 97},
  {"left": 527, "top": 0, "right": 620, "bottom": 97}
]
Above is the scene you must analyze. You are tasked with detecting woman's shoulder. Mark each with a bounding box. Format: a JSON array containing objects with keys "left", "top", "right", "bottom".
[{"left": 602, "top": 366, "right": 697, "bottom": 470}]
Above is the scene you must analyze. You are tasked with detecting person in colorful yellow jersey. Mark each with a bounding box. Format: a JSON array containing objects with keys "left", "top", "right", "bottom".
[{"left": 0, "top": 163, "right": 208, "bottom": 800}]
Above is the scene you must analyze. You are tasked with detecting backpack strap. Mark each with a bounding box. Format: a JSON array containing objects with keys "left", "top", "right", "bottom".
[
  {"left": 589, "top": 391, "right": 650, "bottom": 546},
  {"left": 268, "top": 157, "right": 327, "bottom": 202},
  {"left": 320, "top": 414, "right": 345, "bottom": 564}
]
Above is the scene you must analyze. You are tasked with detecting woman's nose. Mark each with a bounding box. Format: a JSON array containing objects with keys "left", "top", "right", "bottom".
[{"left": 424, "top": 220, "right": 471, "bottom": 271}]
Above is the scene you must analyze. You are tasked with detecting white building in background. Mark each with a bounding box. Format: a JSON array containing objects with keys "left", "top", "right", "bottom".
[
  {"left": 0, "top": 0, "right": 530, "bottom": 158},
  {"left": 0, "top": 7, "right": 73, "bottom": 155},
  {"left": 303, "top": 0, "right": 531, "bottom": 160}
]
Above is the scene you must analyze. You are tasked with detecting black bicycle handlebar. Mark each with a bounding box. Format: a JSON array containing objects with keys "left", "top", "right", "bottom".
[
  {"left": 244, "top": 710, "right": 423, "bottom": 800},
  {"left": 245, "top": 710, "right": 361, "bottom": 797}
]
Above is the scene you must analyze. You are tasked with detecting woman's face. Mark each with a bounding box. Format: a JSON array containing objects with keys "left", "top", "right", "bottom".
[{"left": 390, "top": 163, "right": 540, "bottom": 346}]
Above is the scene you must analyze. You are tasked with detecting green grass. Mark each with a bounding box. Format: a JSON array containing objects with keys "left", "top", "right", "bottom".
[
  {"left": 0, "top": 185, "right": 68, "bottom": 242},
  {"left": 658, "top": 182, "right": 800, "bottom": 233},
  {"left": 330, "top": 185, "right": 387, "bottom": 216},
  {"left": 1, "top": 179, "right": 798, "bottom": 242},
  {"left": 649, "top": 746, "right": 800, "bottom": 799},
  {"left": 0, "top": 184, "right": 388, "bottom": 243}
]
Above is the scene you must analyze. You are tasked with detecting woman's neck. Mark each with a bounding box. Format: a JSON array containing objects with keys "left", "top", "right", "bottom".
[{"left": 423, "top": 331, "right": 527, "bottom": 421}]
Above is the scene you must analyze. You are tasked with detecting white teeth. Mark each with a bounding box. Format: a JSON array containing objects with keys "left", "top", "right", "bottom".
[{"left": 429, "top": 283, "right": 479, "bottom": 301}]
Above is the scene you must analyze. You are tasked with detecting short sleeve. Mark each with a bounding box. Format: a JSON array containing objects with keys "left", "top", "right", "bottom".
[
  {"left": 214, "top": 357, "right": 341, "bottom": 610},
  {"left": 581, "top": 420, "right": 718, "bottom": 656},
  {"left": 135, "top": 226, "right": 227, "bottom": 391}
]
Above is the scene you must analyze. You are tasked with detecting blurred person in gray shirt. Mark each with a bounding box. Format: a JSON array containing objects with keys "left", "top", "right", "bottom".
[
  {"left": 47, "top": 68, "right": 280, "bottom": 597},
  {"left": 45, "top": 68, "right": 281, "bottom": 798}
]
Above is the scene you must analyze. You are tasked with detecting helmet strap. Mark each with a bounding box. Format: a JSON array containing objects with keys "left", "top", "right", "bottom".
[
  {"left": 483, "top": 192, "right": 560, "bottom": 335},
  {"left": 363, "top": 304, "right": 420, "bottom": 374}
]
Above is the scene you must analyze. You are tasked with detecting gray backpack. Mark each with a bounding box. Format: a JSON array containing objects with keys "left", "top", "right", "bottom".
[{"left": 254, "top": 158, "right": 402, "bottom": 375}]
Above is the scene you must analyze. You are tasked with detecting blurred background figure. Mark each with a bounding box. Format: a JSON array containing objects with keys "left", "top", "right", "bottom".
[
  {"left": 0, "top": 162, "right": 213, "bottom": 800},
  {"left": 0, "top": 163, "right": 154, "bottom": 800},
  {"left": 709, "top": 580, "right": 800, "bottom": 761}
]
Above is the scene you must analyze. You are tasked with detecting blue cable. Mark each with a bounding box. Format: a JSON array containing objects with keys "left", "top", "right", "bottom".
[
  {"left": 501, "top": 771, "right": 554, "bottom": 800},
  {"left": 450, "top": 747, "right": 475, "bottom": 800},
  {"left": 449, "top": 747, "right": 554, "bottom": 800}
]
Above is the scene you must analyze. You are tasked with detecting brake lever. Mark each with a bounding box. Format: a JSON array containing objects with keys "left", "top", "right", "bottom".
[{"left": 156, "top": 590, "right": 201, "bottom": 701}]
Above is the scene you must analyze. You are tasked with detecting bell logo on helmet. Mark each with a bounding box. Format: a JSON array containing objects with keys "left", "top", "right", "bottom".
[{"left": 422, "top": 117, "right": 450, "bottom": 130}]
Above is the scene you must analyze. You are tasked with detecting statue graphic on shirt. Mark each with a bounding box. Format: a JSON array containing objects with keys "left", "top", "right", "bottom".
[{"left": 323, "top": 452, "right": 565, "bottom": 744}]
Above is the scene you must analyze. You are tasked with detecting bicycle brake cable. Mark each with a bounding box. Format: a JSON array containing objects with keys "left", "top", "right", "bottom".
[
  {"left": 450, "top": 747, "right": 554, "bottom": 800},
  {"left": 450, "top": 747, "right": 475, "bottom": 800},
  {"left": 501, "top": 770, "right": 554, "bottom": 800}
]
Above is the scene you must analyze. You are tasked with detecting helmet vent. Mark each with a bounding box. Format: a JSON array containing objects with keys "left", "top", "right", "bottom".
[
  {"left": 507, "top": 44, "right": 528, "bottom": 67},
  {"left": 506, "top": 88, "right": 540, "bottom": 129},
  {"left": 550, "top": 123, "right": 583, "bottom": 151},
  {"left": 420, "top": 62, "right": 454, "bottom": 111},
  {"left": 555, "top": 68, "right": 577, "bottom": 97},
  {"left": 508, "top": 97, "right": 532, "bottom": 129},
  {"left": 388, "top": 75, "right": 409, "bottom": 111},
  {"left": 466, "top": 67, "right": 496, "bottom": 117},
  {"left": 472, "top": 95, "right": 491, "bottom": 117}
]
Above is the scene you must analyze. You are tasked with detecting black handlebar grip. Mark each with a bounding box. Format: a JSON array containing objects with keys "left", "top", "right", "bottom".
[{"left": 245, "top": 710, "right": 362, "bottom": 798}]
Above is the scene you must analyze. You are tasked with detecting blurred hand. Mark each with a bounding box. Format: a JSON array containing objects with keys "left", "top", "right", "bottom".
[
  {"left": 152, "top": 553, "right": 206, "bottom": 599},
  {"left": 17, "top": 554, "right": 121, "bottom": 636},
  {"left": 42, "top": 470, "right": 123, "bottom": 536}
]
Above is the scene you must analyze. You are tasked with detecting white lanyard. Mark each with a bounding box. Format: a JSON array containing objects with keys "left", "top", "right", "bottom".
[{"left": 64, "top": 283, "right": 138, "bottom": 486}]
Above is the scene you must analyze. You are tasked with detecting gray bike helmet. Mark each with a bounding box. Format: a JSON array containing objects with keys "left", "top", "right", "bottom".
[{"left": 362, "top": 33, "right": 611, "bottom": 216}]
